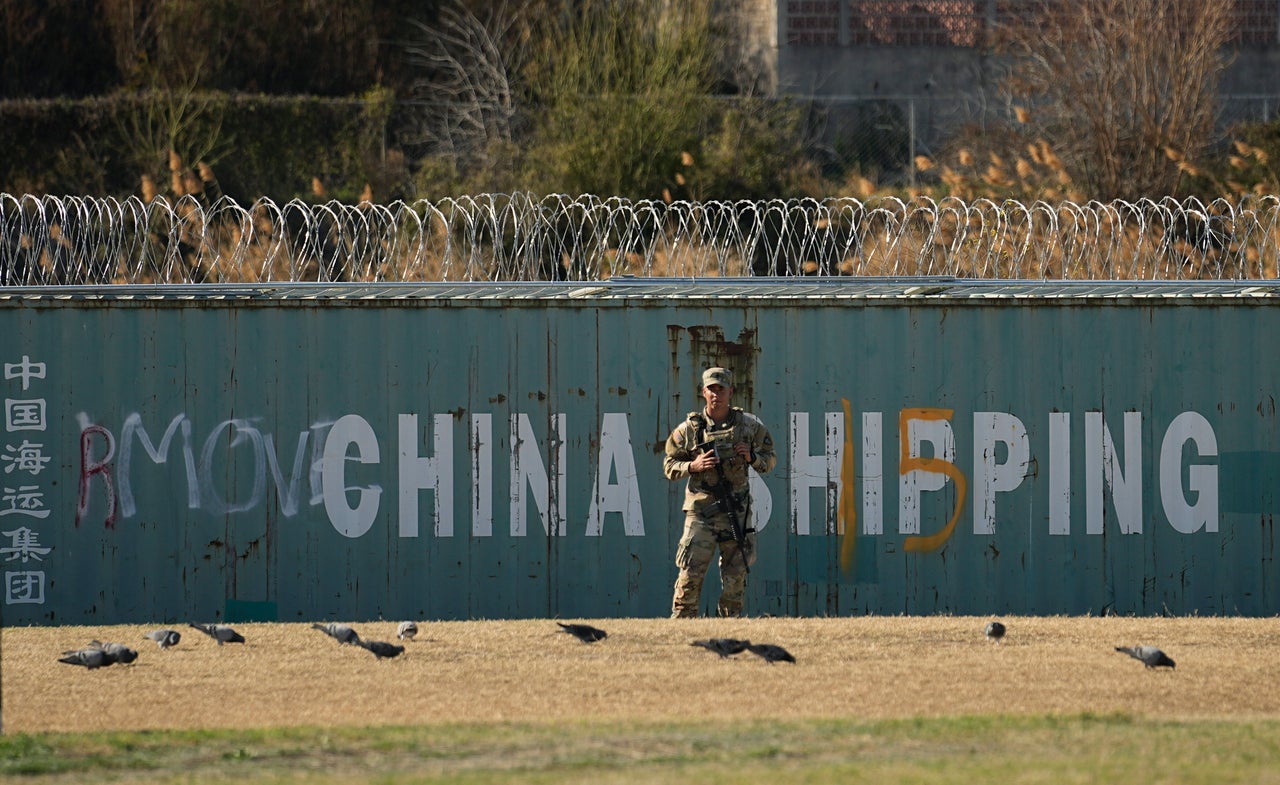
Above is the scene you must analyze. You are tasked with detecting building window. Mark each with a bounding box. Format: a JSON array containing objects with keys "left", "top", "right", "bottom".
[
  {"left": 1234, "top": 0, "right": 1280, "bottom": 44},
  {"left": 783, "top": 0, "right": 1279, "bottom": 48},
  {"left": 785, "top": 1, "right": 842, "bottom": 46},
  {"left": 848, "top": 1, "right": 983, "bottom": 47}
]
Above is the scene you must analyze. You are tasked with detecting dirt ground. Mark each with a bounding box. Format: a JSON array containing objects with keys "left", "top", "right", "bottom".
[{"left": 4, "top": 616, "right": 1279, "bottom": 734}]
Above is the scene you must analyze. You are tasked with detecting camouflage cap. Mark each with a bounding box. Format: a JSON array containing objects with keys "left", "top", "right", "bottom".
[{"left": 701, "top": 367, "right": 733, "bottom": 388}]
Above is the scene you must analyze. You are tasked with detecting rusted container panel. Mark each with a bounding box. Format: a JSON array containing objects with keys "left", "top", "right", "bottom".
[{"left": 1, "top": 281, "right": 1278, "bottom": 624}]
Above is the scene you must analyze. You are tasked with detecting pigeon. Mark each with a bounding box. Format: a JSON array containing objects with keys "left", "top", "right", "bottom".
[
  {"left": 557, "top": 622, "right": 608, "bottom": 643},
  {"left": 144, "top": 629, "right": 182, "bottom": 650},
  {"left": 985, "top": 621, "right": 1007, "bottom": 643},
  {"left": 59, "top": 647, "right": 113, "bottom": 669},
  {"left": 188, "top": 622, "right": 246, "bottom": 645},
  {"left": 312, "top": 622, "right": 361, "bottom": 645},
  {"left": 359, "top": 639, "right": 405, "bottom": 660},
  {"left": 746, "top": 643, "right": 796, "bottom": 664},
  {"left": 397, "top": 621, "right": 419, "bottom": 641},
  {"left": 691, "top": 638, "right": 751, "bottom": 658},
  {"left": 89, "top": 640, "right": 139, "bottom": 664},
  {"left": 1115, "top": 645, "right": 1176, "bottom": 669}
]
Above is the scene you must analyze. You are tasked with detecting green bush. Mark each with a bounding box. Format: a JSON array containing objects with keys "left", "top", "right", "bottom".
[
  {"left": 690, "top": 98, "right": 820, "bottom": 200},
  {"left": 0, "top": 91, "right": 397, "bottom": 202},
  {"left": 515, "top": 0, "right": 713, "bottom": 200},
  {"left": 0, "top": 97, "right": 125, "bottom": 194}
]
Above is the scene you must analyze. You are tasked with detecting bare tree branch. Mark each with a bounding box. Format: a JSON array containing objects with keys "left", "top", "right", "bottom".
[
  {"left": 402, "top": 1, "right": 530, "bottom": 162},
  {"left": 996, "top": 0, "right": 1232, "bottom": 199}
]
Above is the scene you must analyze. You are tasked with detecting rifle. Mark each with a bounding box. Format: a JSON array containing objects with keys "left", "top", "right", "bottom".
[{"left": 697, "top": 435, "right": 751, "bottom": 573}]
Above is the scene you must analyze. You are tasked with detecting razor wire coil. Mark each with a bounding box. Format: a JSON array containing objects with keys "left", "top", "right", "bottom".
[{"left": 1, "top": 192, "right": 1277, "bottom": 285}]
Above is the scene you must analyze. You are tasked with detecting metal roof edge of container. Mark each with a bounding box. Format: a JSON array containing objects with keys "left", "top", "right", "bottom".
[{"left": 2, "top": 276, "right": 1280, "bottom": 303}]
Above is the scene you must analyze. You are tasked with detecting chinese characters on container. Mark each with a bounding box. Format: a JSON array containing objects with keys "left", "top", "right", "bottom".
[{"left": 3, "top": 355, "right": 51, "bottom": 605}]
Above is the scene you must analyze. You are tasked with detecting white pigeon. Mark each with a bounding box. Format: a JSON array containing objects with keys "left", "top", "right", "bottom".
[{"left": 397, "top": 621, "right": 419, "bottom": 641}]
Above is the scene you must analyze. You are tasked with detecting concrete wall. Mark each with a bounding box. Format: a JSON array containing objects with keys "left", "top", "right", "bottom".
[{"left": 777, "top": 46, "right": 993, "bottom": 100}]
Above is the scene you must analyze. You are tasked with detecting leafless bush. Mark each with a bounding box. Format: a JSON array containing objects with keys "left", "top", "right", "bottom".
[
  {"left": 993, "top": 0, "right": 1233, "bottom": 200},
  {"left": 401, "top": 1, "right": 529, "bottom": 173}
]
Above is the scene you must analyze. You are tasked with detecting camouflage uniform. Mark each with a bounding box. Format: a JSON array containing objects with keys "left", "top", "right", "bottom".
[{"left": 664, "top": 383, "right": 776, "bottom": 618}]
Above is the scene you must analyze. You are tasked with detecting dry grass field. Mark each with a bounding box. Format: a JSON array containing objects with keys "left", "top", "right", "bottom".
[{"left": 5, "top": 615, "right": 1280, "bottom": 734}]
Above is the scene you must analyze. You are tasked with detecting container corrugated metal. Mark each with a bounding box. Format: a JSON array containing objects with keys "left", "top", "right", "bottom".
[{"left": 2, "top": 280, "right": 1277, "bottom": 624}]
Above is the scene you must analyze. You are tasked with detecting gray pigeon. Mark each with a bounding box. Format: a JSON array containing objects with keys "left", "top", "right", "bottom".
[
  {"left": 89, "top": 640, "right": 139, "bottom": 664},
  {"left": 1115, "top": 645, "right": 1176, "bottom": 669},
  {"left": 359, "top": 639, "right": 405, "bottom": 660},
  {"left": 188, "top": 622, "right": 246, "bottom": 645},
  {"left": 312, "top": 622, "right": 361, "bottom": 645},
  {"left": 59, "top": 647, "right": 113, "bottom": 669},
  {"left": 557, "top": 622, "right": 608, "bottom": 643},
  {"left": 746, "top": 642, "right": 796, "bottom": 664},
  {"left": 985, "top": 621, "right": 1007, "bottom": 642},
  {"left": 397, "top": 621, "right": 419, "bottom": 641},
  {"left": 691, "top": 638, "right": 751, "bottom": 657},
  {"left": 144, "top": 629, "right": 182, "bottom": 650}
]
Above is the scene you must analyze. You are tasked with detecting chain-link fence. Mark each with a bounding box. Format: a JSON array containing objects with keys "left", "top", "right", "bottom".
[
  {"left": 3, "top": 193, "right": 1277, "bottom": 284},
  {"left": 802, "top": 93, "right": 1280, "bottom": 190}
]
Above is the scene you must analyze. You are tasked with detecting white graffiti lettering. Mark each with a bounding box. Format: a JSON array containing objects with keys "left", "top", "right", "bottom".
[{"left": 79, "top": 407, "right": 1219, "bottom": 543}]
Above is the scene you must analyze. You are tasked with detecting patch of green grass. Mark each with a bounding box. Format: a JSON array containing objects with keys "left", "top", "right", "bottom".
[{"left": 2, "top": 715, "right": 1280, "bottom": 784}]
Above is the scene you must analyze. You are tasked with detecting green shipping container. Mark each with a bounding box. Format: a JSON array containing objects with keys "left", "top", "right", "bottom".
[{"left": 1, "top": 279, "right": 1276, "bottom": 624}]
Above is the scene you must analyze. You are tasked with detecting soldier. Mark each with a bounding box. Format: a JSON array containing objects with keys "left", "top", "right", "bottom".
[{"left": 663, "top": 367, "right": 776, "bottom": 618}]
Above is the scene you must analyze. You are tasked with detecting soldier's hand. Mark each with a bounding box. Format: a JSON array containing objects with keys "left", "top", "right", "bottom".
[
  {"left": 690, "top": 450, "right": 718, "bottom": 473},
  {"left": 734, "top": 442, "right": 753, "bottom": 462}
]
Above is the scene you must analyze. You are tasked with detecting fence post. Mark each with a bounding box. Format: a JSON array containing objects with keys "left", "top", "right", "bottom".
[{"left": 909, "top": 98, "right": 917, "bottom": 189}]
